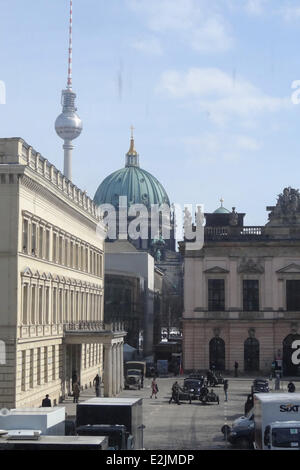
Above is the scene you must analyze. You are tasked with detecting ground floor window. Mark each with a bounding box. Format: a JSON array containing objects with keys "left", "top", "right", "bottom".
[{"left": 286, "top": 280, "right": 300, "bottom": 311}]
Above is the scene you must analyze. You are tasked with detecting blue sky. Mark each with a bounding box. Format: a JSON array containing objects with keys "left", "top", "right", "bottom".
[{"left": 1, "top": 0, "right": 300, "bottom": 226}]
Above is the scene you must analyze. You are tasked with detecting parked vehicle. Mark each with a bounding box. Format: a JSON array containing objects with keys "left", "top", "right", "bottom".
[
  {"left": 183, "top": 378, "right": 203, "bottom": 400},
  {"left": 222, "top": 409, "right": 254, "bottom": 449},
  {"left": 124, "top": 369, "right": 142, "bottom": 390},
  {"left": 254, "top": 393, "right": 300, "bottom": 450},
  {"left": 199, "top": 385, "right": 219, "bottom": 404},
  {"left": 75, "top": 397, "right": 144, "bottom": 450},
  {"left": 124, "top": 361, "right": 146, "bottom": 388},
  {"left": 251, "top": 378, "right": 269, "bottom": 394}
]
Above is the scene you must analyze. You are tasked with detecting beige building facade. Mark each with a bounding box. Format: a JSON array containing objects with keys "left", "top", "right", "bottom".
[
  {"left": 0, "top": 138, "right": 125, "bottom": 408},
  {"left": 181, "top": 190, "right": 300, "bottom": 376}
]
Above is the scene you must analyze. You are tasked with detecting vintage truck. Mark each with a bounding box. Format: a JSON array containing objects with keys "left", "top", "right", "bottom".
[{"left": 124, "top": 361, "right": 146, "bottom": 390}]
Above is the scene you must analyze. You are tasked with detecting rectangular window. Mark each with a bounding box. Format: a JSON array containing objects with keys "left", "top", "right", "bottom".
[
  {"left": 21, "top": 350, "right": 26, "bottom": 391},
  {"left": 243, "top": 280, "right": 259, "bottom": 311},
  {"left": 22, "top": 284, "right": 28, "bottom": 325},
  {"left": 22, "top": 219, "right": 28, "bottom": 253},
  {"left": 59, "top": 236, "right": 63, "bottom": 265},
  {"left": 53, "top": 288, "right": 57, "bottom": 323},
  {"left": 44, "top": 346, "right": 48, "bottom": 383},
  {"left": 65, "top": 238, "right": 69, "bottom": 266},
  {"left": 208, "top": 279, "right": 225, "bottom": 311},
  {"left": 29, "top": 349, "right": 34, "bottom": 388},
  {"left": 31, "top": 223, "right": 37, "bottom": 255},
  {"left": 37, "top": 348, "right": 41, "bottom": 385},
  {"left": 45, "top": 230, "right": 50, "bottom": 261},
  {"left": 31, "top": 286, "right": 36, "bottom": 324},
  {"left": 45, "top": 287, "right": 49, "bottom": 324},
  {"left": 52, "top": 345, "right": 56, "bottom": 381},
  {"left": 53, "top": 233, "right": 57, "bottom": 262},
  {"left": 287, "top": 280, "right": 300, "bottom": 311},
  {"left": 39, "top": 227, "right": 43, "bottom": 258},
  {"left": 38, "top": 287, "right": 43, "bottom": 324}
]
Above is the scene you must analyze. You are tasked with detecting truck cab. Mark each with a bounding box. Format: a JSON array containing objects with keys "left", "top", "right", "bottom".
[
  {"left": 263, "top": 421, "right": 300, "bottom": 450},
  {"left": 124, "top": 369, "right": 142, "bottom": 390}
]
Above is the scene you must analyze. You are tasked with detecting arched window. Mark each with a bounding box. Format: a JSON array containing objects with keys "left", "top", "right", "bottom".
[
  {"left": 244, "top": 337, "right": 259, "bottom": 371},
  {"left": 209, "top": 337, "right": 225, "bottom": 371},
  {"left": 283, "top": 334, "right": 300, "bottom": 376}
]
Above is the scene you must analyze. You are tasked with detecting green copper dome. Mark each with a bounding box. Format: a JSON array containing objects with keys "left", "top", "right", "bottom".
[
  {"left": 214, "top": 206, "right": 231, "bottom": 214},
  {"left": 93, "top": 136, "right": 170, "bottom": 210},
  {"left": 214, "top": 199, "right": 230, "bottom": 214}
]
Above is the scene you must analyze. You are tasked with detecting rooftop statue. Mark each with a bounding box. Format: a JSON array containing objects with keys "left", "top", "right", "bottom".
[{"left": 268, "top": 187, "right": 300, "bottom": 222}]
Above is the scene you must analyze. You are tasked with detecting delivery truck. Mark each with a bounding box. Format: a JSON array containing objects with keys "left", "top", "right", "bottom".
[
  {"left": 76, "top": 397, "right": 144, "bottom": 450},
  {"left": 254, "top": 393, "right": 300, "bottom": 450}
]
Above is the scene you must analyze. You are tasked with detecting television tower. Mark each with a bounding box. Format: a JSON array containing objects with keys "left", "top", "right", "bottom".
[{"left": 55, "top": 0, "right": 82, "bottom": 181}]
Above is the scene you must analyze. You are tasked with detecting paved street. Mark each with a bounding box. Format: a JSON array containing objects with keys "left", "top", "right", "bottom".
[{"left": 59, "top": 374, "right": 296, "bottom": 450}]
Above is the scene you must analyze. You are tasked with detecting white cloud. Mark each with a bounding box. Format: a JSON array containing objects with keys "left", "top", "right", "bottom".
[
  {"left": 282, "top": 5, "right": 300, "bottom": 21},
  {"left": 158, "top": 67, "right": 290, "bottom": 124},
  {"left": 132, "top": 38, "right": 163, "bottom": 56},
  {"left": 183, "top": 132, "right": 261, "bottom": 164},
  {"left": 244, "top": 0, "right": 267, "bottom": 16},
  {"left": 127, "top": 0, "right": 233, "bottom": 53}
]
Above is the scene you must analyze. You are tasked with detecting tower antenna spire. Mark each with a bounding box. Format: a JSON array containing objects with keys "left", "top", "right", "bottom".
[
  {"left": 55, "top": 0, "right": 82, "bottom": 181},
  {"left": 67, "top": 0, "right": 73, "bottom": 89}
]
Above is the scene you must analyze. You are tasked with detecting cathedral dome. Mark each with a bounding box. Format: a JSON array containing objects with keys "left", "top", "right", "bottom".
[{"left": 93, "top": 135, "right": 170, "bottom": 210}]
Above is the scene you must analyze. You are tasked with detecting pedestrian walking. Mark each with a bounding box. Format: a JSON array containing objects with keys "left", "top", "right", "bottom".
[
  {"left": 275, "top": 373, "right": 280, "bottom": 391},
  {"left": 224, "top": 379, "right": 229, "bottom": 402},
  {"left": 169, "top": 381, "right": 181, "bottom": 405},
  {"left": 234, "top": 361, "right": 239, "bottom": 377},
  {"left": 41, "top": 394, "right": 51, "bottom": 407},
  {"left": 93, "top": 374, "right": 101, "bottom": 397},
  {"left": 244, "top": 394, "right": 253, "bottom": 415},
  {"left": 150, "top": 378, "right": 159, "bottom": 399},
  {"left": 73, "top": 381, "right": 80, "bottom": 403}
]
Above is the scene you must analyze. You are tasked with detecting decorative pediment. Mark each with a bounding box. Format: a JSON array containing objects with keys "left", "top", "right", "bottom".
[
  {"left": 22, "top": 267, "right": 33, "bottom": 277},
  {"left": 277, "top": 263, "right": 300, "bottom": 274},
  {"left": 204, "top": 266, "right": 229, "bottom": 274},
  {"left": 238, "top": 258, "right": 264, "bottom": 274}
]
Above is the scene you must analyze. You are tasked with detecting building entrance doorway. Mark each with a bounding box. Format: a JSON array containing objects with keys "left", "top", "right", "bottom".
[
  {"left": 209, "top": 337, "right": 225, "bottom": 371},
  {"left": 244, "top": 337, "right": 259, "bottom": 371}
]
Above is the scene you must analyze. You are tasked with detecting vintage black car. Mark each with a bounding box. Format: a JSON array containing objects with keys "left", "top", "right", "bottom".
[
  {"left": 251, "top": 378, "right": 269, "bottom": 394},
  {"left": 183, "top": 378, "right": 203, "bottom": 400}
]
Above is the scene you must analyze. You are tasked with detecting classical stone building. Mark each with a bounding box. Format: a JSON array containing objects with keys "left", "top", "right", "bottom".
[
  {"left": 0, "top": 137, "right": 125, "bottom": 408},
  {"left": 180, "top": 190, "right": 300, "bottom": 376}
]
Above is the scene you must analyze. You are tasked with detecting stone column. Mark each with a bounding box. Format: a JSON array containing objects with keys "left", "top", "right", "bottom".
[
  {"left": 119, "top": 342, "right": 124, "bottom": 391},
  {"left": 104, "top": 344, "right": 113, "bottom": 397},
  {"left": 112, "top": 345, "right": 117, "bottom": 396},
  {"left": 116, "top": 343, "right": 120, "bottom": 394}
]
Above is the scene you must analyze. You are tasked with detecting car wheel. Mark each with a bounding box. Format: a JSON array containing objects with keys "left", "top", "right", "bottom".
[{"left": 221, "top": 425, "right": 230, "bottom": 436}]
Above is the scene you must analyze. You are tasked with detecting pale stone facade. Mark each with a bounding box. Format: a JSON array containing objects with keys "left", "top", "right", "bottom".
[
  {"left": 0, "top": 138, "right": 125, "bottom": 408},
  {"left": 180, "top": 190, "right": 300, "bottom": 376}
]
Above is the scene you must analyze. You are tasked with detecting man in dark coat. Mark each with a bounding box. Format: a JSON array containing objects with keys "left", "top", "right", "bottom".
[
  {"left": 288, "top": 382, "right": 296, "bottom": 393},
  {"left": 169, "top": 381, "right": 181, "bottom": 405},
  {"left": 41, "top": 394, "right": 51, "bottom": 407}
]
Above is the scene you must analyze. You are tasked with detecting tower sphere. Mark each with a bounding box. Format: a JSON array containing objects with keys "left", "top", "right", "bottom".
[{"left": 55, "top": 89, "right": 82, "bottom": 142}]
